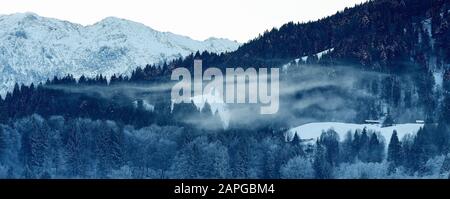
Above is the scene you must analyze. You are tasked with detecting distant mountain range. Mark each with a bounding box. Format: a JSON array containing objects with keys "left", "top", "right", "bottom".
[{"left": 0, "top": 12, "right": 240, "bottom": 95}]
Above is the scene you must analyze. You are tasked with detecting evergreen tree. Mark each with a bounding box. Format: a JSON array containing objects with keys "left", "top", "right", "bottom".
[
  {"left": 289, "top": 133, "right": 305, "bottom": 157},
  {"left": 16, "top": 115, "right": 49, "bottom": 176},
  {"left": 403, "top": 87, "right": 412, "bottom": 108},
  {"left": 319, "top": 129, "right": 340, "bottom": 166},
  {"left": 232, "top": 138, "right": 251, "bottom": 178},
  {"left": 313, "top": 141, "right": 333, "bottom": 179},
  {"left": 340, "top": 131, "right": 354, "bottom": 163},
  {"left": 410, "top": 127, "right": 438, "bottom": 173},
  {"left": 438, "top": 70, "right": 450, "bottom": 152},
  {"left": 368, "top": 133, "right": 384, "bottom": 163},
  {"left": 65, "top": 120, "right": 84, "bottom": 177},
  {"left": 109, "top": 126, "right": 124, "bottom": 170},
  {"left": 435, "top": 124, "right": 450, "bottom": 154},
  {"left": 262, "top": 139, "right": 282, "bottom": 179},
  {"left": 280, "top": 156, "right": 314, "bottom": 179},
  {"left": 388, "top": 130, "right": 403, "bottom": 166},
  {"left": 416, "top": 69, "right": 436, "bottom": 121},
  {"left": 351, "top": 130, "right": 361, "bottom": 159},
  {"left": 291, "top": 133, "right": 301, "bottom": 145},
  {"left": 392, "top": 77, "right": 401, "bottom": 107},
  {"left": 0, "top": 127, "right": 6, "bottom": 161},
  {"left": 358, "top": 128, "right": 370, "bottom": 162}
]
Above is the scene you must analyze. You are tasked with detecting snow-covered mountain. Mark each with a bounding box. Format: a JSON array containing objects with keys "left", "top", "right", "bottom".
[{"left": 0, "top": 12, "right": 240, "bottom": 96}]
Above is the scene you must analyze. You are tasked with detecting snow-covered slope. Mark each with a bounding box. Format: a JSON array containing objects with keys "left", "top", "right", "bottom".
[
  {"left": 0, "top": 12, "right": 240, "bottom": 96},
  {"left": 286, "top": 122, "right": 424, "bottom": 144},
  {"left": 281, "top": 48, "right": 334, "bottom": 71}
]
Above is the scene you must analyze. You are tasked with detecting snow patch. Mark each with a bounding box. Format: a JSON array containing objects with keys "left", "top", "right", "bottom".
[
  {"left": 281, "top": 48, "right": 334, "bottom": 71},
  {"left": 316, "top": 48, "right": 334, "bottom": 60}
]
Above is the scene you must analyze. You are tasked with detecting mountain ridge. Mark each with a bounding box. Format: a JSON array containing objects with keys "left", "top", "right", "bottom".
[
  {"left": 0, "top": 12, "right": 240, "bottom": 96},
  {"left": 170, "top": 0, "right": 448, "bottom": 72}
]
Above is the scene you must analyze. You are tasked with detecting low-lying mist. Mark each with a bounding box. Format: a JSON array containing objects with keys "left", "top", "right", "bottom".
[{"left": 45, "top": 63, "right": 394, "bottom": 130}]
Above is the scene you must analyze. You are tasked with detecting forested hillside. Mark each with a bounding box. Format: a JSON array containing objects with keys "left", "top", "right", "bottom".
[{"left": 0, "top": 0, "right": 449, "bottom": 179}]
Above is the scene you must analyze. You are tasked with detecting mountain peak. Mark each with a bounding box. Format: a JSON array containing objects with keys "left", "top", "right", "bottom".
[
  {"left": 95, "top": 16, "right": 152, "bottom": 29},
  {"left": 0, "top": 13, "right": 240, "bottom": 96},
  {"left": 0, "top": 12, "right": 40, "bottom": 23},
  {"left": 6, "top": 12, "right": 39, "bottom": 18},
  {"left": 98, "top": 16, "right": 131, "bottom": 25}
]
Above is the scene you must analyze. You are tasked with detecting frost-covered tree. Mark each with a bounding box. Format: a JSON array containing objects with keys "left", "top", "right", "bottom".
[
  {"left": 340, "top": 131, "right": 354, "bottom": 163},
  {"left": 231, "top": 137, "right": 251, "bottom": 178},
  {"left": 280, "top": 156, "right": 314, "bottom": 179},
  {"left": 441, "top": 154, "right": 450, "bottom": 175},
  {"left": 95, "top": 121, "right": 124, "bottom": 178},
  {"left": 335, "top": 162, "right": 388, "bottom": 179},
  {"left": 168, "top": 136, "right": 230, "bottom": 179},
  {"left": 313, "top": 141, "right": 333, "bottom": 179},
  {"left": 15, "top": 114, "right": 50, "bottom": 176},
  {"left": 319, "top": 129, "right": 340, "bottom": 166},
  {"left": 65, "top": 119, "right": 90, "bottom": 177},
  {"left": 261, "top": 138, "right": 282, "bottom": 179},
  {"left": 0, "top": 125, "right": 20, "bottom": 173}
]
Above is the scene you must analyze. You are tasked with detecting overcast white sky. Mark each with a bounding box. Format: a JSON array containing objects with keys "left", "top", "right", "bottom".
[{"left": 0, "top": 0, "right": 367, "bottom": 42}]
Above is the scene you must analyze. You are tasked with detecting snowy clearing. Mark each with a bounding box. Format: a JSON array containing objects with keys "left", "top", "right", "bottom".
[{"left": 286, "top": 122, "right": 424, "bottom": 144}]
